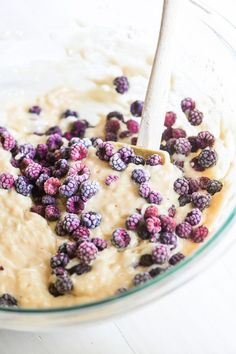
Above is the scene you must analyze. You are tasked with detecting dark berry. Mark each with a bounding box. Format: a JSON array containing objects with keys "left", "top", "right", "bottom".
[
  {"left": 185, "top": 208, "right": 201, "bottom": 226},
  {"left": 29, "top": 105, "right": 41, "bottom": 115},
  {"left": 107, "top": 111, "right": 124, "bottom": 122},
  {"left": 111, "top": 228, "right": 131, "bottom": 248},
  {"left": 109, "top": 153, "right": 127, "bottom": 171},
  {"left": 62, "top": 213, "right": 80, "bottom": 233},
  {"left": 169, "top": 252, "right": 185, "bottom": 265},
  {"left": 126, "top": 213, "right": 142, "bottom": 231},
  {"left": 178, "top": 194, "right": 192, "bottom": 207},
  {"left": 91, "top": 237, "right": 108, "bottom": 251},
  {"left": 181, "top": 97, "right": 195, "bottom": 113},
  {"left": 191, "top": 225, "right": 209, "bottom": 243},
  {"left": 148, "top": 191, "right": 163, "bottom": 205},
  {"left": 159, "top": 215, "right": 176, "bottom": 233},
  {"left": 131, "top": 168, "right": 150, "bottom": 184},
  {"left": 149, "top": 267, "right": 164, "bottom": 278},
  {"left": 159, "top": 232, "right": 177, "bottom": 250},
  {"left": 192, "top": 192, "right": 211, "bottom": 210},
  {"left": 14, "top": 176, "right": 33, "bottom": 196},
  {"left": 172, "top": 128, "right": 186, "bottom": 139},
  {"left": 81, "top": 211, "right": 102, "bottom": 229},
  {"left": 0, "top": 293, "right": 17, "bottom": 307},
  {"left": 105, "top": 119, "right": 120, "bottom": 133},
  {"left": 59, "top": 177, "right": 78, "bottom": 198},
  {"left": 187, "top": 109, "right": 203, "bottom": 126},
  {"left": 206, "top": 179, "right": 223, "bottom": 195},
  {"left": 146, "top": 154, "right": 163, "bottom": 166},
  {"left": 198, "top": 148, "right": 217, "bottom": 168},
  {"left": 133, "top": 272, "right": 151, "bottom": 286},
  {"left": 67, "top": 263, "right": 92, "bottom": 276},
  {"left": 199, "top": 176, "right": 211, "bottom": 190},
  {"left": 62, "top": 109, "right": 79, "bottom": 118},
  {"left": 80, "top": 180, "right": 100, "bottom": 201},
  {"left": 188, "top": 136, "right": 199, "bottom": 153},
  {"left": 54, "top": 276, "right": 73, "bottom": 295},
  {"left": 173, "top": 178, "right": 189, "bottom": 196},
  {"left": 176, "top": 222, "right": 192, "bottom": 238},
  {"left": 139, "top": 183, "right": 151, "bottom": 198},
  {"left": 152, "top": 244, "right": 169, "bottom": 264},
  {"left": 77, "top": 241, "right": 98, "bottom": 264},
  {"left": 130, "top": 100, "right": 143, "bottom": 117},
  {"left": 139, "top": 254, "right": 153, "bottom": 267},
  {"left": 197, "top": 131, "right": 215, "bottom": 149},
  {"left": 117, "top": 146, "right": 135, "bottom": 164},
  {"left": 174, "top": 138, "right": 191, "bottom": 155},
  {"left": 45, "top": 205, "right": 60, "bottom": 221},
  {"left": 188, "top": 178, "right": 200, "bottom": 194},
  {"left": 50, "top": 253, "right": 69, "bottom": 268},
  {"left": 130, "top": 155, "right": 145, "bottom": 165},
  {"left": 126, "top": 119, "right": 139, "bottom": 133},
  {"left": 113, "top": 76, "right": 129, "bottom": 94}
]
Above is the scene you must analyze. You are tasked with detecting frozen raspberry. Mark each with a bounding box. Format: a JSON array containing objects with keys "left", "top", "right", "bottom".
[
  {"left": 112, "top": 228, "right": 131, "bottom": 248},
  {"left": 181, "top": 97, "right": 196, "bottom": 113},
  {"left": 25, "top": 162, "right": 42, "bottom": 180},
  {"left": 62, "top": 213, "right": 80, "bottom": 233},
  {"left": 206, "top": 179, "right": 223, "bottom": 195},
  {"left": 70, "top": 119, "right": 89, "bottom": 138},
  {"left": 178, "top": 194, "right": 192, "bottom": 207},
  {"left": 59, "top": 177, "right": 78, "bottom": 198},
  {"left": 28, "top": 105, "right": 41, "bottom": 114},
  {"left": 174, "top": 138, "right": 191, "bottom": 156},
  {"left": 58, "top": 242, "right": 78, "bottom": 259},
  {"left": 45, "top": 205, "right": 60, "bottom": 221},
  {"left": 162, "top": 127, "right": 173, "bottom": 141},
  {"left": 81, "top": 211, "right": 102, "bottom": 229},
  {"left": 70, "top": 143, "right": 87, "bottom": 161},
  {"left": 42, "top": 195, "right": 56, "bottom": 206},
  {"left": 191, "top": 225, "right": 209, "bottom": 243},
  {"left": 185, "top": 208, "right": 201, "bottom": 226},
  {"left": 137, "top": 223, "right": 151, "bottom": 240},
  {"left": 44, "top": 177, "right": 61, "bottom": 196},
  {"left": 96, "top": 142, "right": 115, "bottom": 161},
  {"left": 91, "top": 237, "right": 108, "bottom": 251},
  {"left": 53, "top": 276, "right": 73, "bottom": 295},
  {"left": 126, "top": 119, "right": 139, "bottom": 134},
  {"left": 165, "top": 138, "right": 177, "bottom": 155},
  {"left": 105, "top": 174, "right": 119, "bottom": 186},
  {"left": 72, "top": 226, "right": 90, "bottom": 241},
  {"left": 164, "top": 111, "right": 176, "bottom": 127},
  {"left": 131, "top": 137, "right": 138, "bottom": 145},
  {"left": 168, "top": 205, "right": 176, "bottom": 218},
  {"left": 55, "top": 221, "right": 67, "bottom": 236},
  {"left": 36, "top": 173, "right": 50, "bottom": 190},
  {"left": 77, "top": 241, "right": 98, "bottom": 264},
  {"left": 0, "top": 173, "right": 15, "bottom": 190},
  {"left": 1, "top": 132, "right": 16, "bottom": 151},
  {"left": 187, "top": 109, "right": 203, "bottom": 126},
  {"left": 105, "top": 119, "right": 120, "bottom": 133},
  {"left": 169, "top": 252, "right": 185, "bottom": 265},
  {"left": 131, "top": 168, "right": 150, "bottom": 184},
  {"left": 176, "top": 222, "right": 192, "bottom": 238},
  {"left": 159, "top": 232, "right": 177, "bottom": 250},
  {"left": 188, "top": 136, "right": 199, "bottom": 153},
  {"left": 199, "top": 176, "right": 211, "bottom": 190},
  {"left": 130, "top": 155, "right": 145, "bottom": 165},
  {"left": 152, "top": 244, "right": 169, "bottom": 264},
  {"left": 139, "top": 254, "right": 153, "bottom": 267},
  {"left": 107, "top": 111, "right": 124, "bottom": 122},
  {"left": 197, "top": 131, "right": 215, "bottom": 149},
  {"left": 79, "top": 180, "right": 100, "bottom": 201},
  {"left": 30, "top": 204, "right": 45, "bottom": 217},
  {"left": 173, "top": 178, "right": 189, "bottom": 196},
  {"left": 46, "top": 133, "right": 63, "bottom": 151},
  {"left": 126, "top": 213, "right": 142, "bottom": 231},
  {"left": 68, "top": 162, "right": 90, "bottom": 184},
  {"left": 45, "top": 126, "right": 62, "bottom": 136},
  {"left": 113, "top": 76, "right": 129, "bottom": 94},
  {"left": 139, "top": 183, "right": 151, "bottom": 198},
  {"left": 144, "top": 206, "right": 158, "bottom": 219},
  {"left": 146, "top": 154, "right": 163, "bottom": 166},
  {"left": 172, "top": 128, "right": 187, "bottom": 139},
  {"left": 53, "top": 159, "right": 69, "bottom": 178},
  {"left": 133, "top": 272, "right": 151, "bottom": 286},
  {"left": 148, "top": 191, "right": 163, "bottom": 205},
  {"left": 190, "top": 157, "right": 205, "bottom": 172},
  {"left": 66, "top": 196, "right": 85, "bottom": 214},
  {"left": 198, "top": 149, "right": 217, "bottom": 168},
  {"left": 117, "top": 146, "right": 135, "bottom": 164},
  {"left": 109, "top": 153, "right": 127, "bottom": 171},
  {"left": 62, "top": 109, "right": 79, "bottom": 118},
  {"left": 192, "top": 192, "right": 211, "bottom": 210},
  {"left": 15, "top": 176, "right": 33, "bottom": 196},
  {"left": 130, "top": 100, "right": 144, "bottom": 117},
  {"left": 36, "top": 143, "right": 48, "bottom": 160},
  {"left": 67, "top": 263, "right": 92, "bottom": 276},
  {"left": 0, "top": 294, "right": 18, "bottom": 307},
  {"left": 188, "top": 178, "right": 200, "bottom": 194},
  {"left": 159, "top": 215, "right": 176, "bottom": 233},
  {"left": 105, "top": 132, "right": 117, "bottom": 142},
  {"left": 50, "top": 253, "right": 69, "bottom": 268},
  {"left": 146, "top": 217, "right": 161, "bottom": 234}
]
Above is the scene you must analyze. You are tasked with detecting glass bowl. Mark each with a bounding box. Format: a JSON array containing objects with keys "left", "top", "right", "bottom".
[{"left": 0, "top": 0, "right": 235, "bottom": 331}]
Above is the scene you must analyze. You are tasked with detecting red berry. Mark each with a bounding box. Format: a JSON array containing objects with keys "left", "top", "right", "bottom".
[{"left": 164, "top": 111, "right": 176, "bottom": 127}]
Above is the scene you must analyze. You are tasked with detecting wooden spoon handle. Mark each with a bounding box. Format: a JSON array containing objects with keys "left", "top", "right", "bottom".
[{"left": 137, "top": 0, "right": 180, "bottom": 150}]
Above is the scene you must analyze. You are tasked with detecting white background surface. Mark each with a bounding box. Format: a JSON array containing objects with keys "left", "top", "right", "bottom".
[{"left": 0, "top": 0, "right": 236, "bottom": 353}]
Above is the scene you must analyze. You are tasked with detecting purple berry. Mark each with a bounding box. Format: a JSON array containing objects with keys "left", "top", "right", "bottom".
[
  {"left": 68, "top": 162, "right": 90, "bottom": 184},
  {"left": 113, "top": 76, "right": 129, "bottom": 94},
  {"left": 67, "top": 263, "right": 92, "bottom": 276},
  {"left": 62, "top": 109, "right": 79, "bottom": 118},
  {"left": 109, "top": 153, "right": 127, "bottom": 171},
  {"left": 164, "top": 111, "right": 176, "bottom": 127},
  {"left": 36, "top": 173, "right": 50, "bottom": 190},
  {"left": 176, "top": 222, "right": 192, "bottom": 238},
  {"left": 126, "top": 119, "right": 139, "bottom": 133},
  {"left": 117, "top": 146, "right": 135, "bottom": 164},
  {"left": 29, "top": 105, "right": 41, "bottom": 115},
  {"left": 185, "top": 208, "right": 201, "bottom": 226},
  {"left": 191, "top": 225, "right": 209, "bottom": 243},
  {"left": 152, "top": 244, "right": 169, "bottom": 264},
  {"left": 50, "top": 253, "right": 69, "bottom": 268},
  {"left": 0, "top": 173, "right": 15, "bottom": 190},
  {"left": 192, "top": 192, "right": 211, "bottom": 210},
  {"left": 58, "top": 242, "right": 78, "bottom": 259},
  {"left": 146, "top": 216, "right": 161, "bottom": 234},
  {"left": 53, "top": 276, "right": 73, "bottom": 295},
  {"left": 178, "top": 194, "right": 192, "bottom": 207},
  {"left": 62, "top": 213, "right": 80, "bottom": 233},
  {"left": 53, "top": 159, "right": 69, "bottom": 178},
  {"left": 181, "top": 97, "right": 195, "bottom": 113},
  {"left": 198, "top": 149, "right": 217, "bottom": 168},
  {"left": 77, "top": 241, "right": 98, "bottom": 264},
  {"left": 96, "top": 142, "right": 115, "bottom": 161},
  {"left": 137, "top": 223, "right": 151, "bottom": 240},
  {"left": 126, "top": 213, "right": 142, "bottom": 231},
  {"left": 45, "top": 126, "right": 62, "bottom": 136},
  {"left": 139, "top": 254, "right": 154, "bottom": 267},
  {"left": 130, "top": 100, "right": 144, "bottom": 117},
  {"left": 130, "top": 155, "right": 145, "bottom": 165},
  {"left": 46, "top": 133, "right": 63, "bottom": 151},
  {"left": 70, "top": 119, "right": 89, "bottom": 138},
  {"left": 111, "top": 228, "right": 131, "bottom": 249},
  {"left": 52, "top": 267, "right": 68, "bottom": 277},
  {"left": 169, "top": 252, "right": 185, "bottom": 265},
  {"left": 168, "top": 205, "right": 176, "bottom": 218},
  {"left": 149, "top": 267, "right": 164, "bottom": 278},
  {"left": 81, "top": 211, "right": 102, "bottom": 229},
  {"left": 133, "top": 272, "right": 151, "bottom": 286},
  {"left": 59, "top": 177, "right": 78, "bottom": 198},
  {"left": 14, "top": 176, "right": 33, "bottom": 196},
  {"left": 105, "top": 119, "right": 120, "bottom": 133},
  {"left": 131, "top": 168, "right": 150, "bottom": 184},
  {"left": 199, "top": 176, "right": 211, "bottom": 190},
  {"left": 45, "top": 205, "right": 60, "bottom": 221},
  {"left": 72, "top": 226, "right": 90, "bottom": 242},
  {"left": 36, "top": 143, "right": 48, "bottom": 160},
  {"left": 139, "top": 183, "right": 151, "bottom": 198},
  {"left": 206, "top": 179, "right": 223, "bottom": 195},
  {"left": 42, "top": 195, "right": 56, "bottom": 206},
  {"left": 107, "top": 111, "right": 124, "bottom": 122},
  {"left": 187, "top": 109, "right": 203, "bottom": 126},
  {"left": 174, "top": 138, "right": 191, "bottom": 156},
  {"left": 148, "top": 191, "right": 163, "bottom": 205},
  {"left": 173, "top": 178, "right": 189, "bottom": 196},
  {"left": 146, "top": 154, "right": 163, "bottom": 166},
  {"left": 55, "top": 221, "right": 67, "bottom": 236},
  {"left": 172, "top": 128, "right": 187, "bottom": 139},
  {"left": 25, "top": 162, "right": 42, "bottom": 180},
  {"left": 44, "top": 177, "right": 61, "bottom": 195},
  {"left": 188, "top": 136, "right": 199, "bottom": 153},
  {"left": 30, "top": 204, "right": 45, "bottom": 217},
  {"left": 159, "top": 232, "right": 177, "bottom": 250},
  {"left": 188, "top": 178, "right": 200, "bottom": 194},
  {"left": 105, "top": 174, "right": 119, "bottom": 186},
  {"left": 91, "top": 237, "right": 108, "bottom": 251},
  {"left": 197, "top": 131, "right": 215, "bottom": 149},
  {"left": 66, "top": 196, "right": 85, "bottom": 214},
  {"left": 105, "top": 131, "right": 117, "bottom": 142},
  {"left": 79, "top": 180, "right": 100, "bottom": 201}
]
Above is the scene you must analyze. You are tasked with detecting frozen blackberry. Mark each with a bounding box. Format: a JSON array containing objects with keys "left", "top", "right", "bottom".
[
  {"left": 191, "top": 225, "right": 209, "bottom": 243},
  {"left": 58, "top": 242, "right": 77, "bottom": 259},
  {"left": 53, "top": 159, "right": 69, "bottom": 178},
  {"left": 130, "top": 100, "right": 144, "bottom": 117},
  {"left": 80, "top": 180, "right": 100, "bottom": 201},
  {"left": 42, "top": 195, "right": 56, "bottom": 206},
  {"left": 185, "top": 208, "right": 202, "bottom": 226},
  {"left": 14, "top": 176, "right": 33, "bottom": 196},
  {"left": 67, "top": 263, "right": 92, "bottom": 276},
  {"left": 206, "top": 179, "right": 223, "bottom": 195},
  {"left": 159, "top": 232, "right": 177, "bottom": 250},
  {"left": 174, "top": 138, "right": 191, "bottom": 156},
  {"left": 168, "top": 205, "right": 176, "bottom": 218},
  {"left": 159, "top": 215, "right": 176, "bottom": 233},
  {"left": 81, "top": 211, "right": 102, "bottom": 229},
  {"left": 131, "top": 168, "right": 150, "bottom": 184},
  {"left": 139, "top": 183, "right": 151, "bottom": 198},
  {"left": 44, "top": 177, "right": 61, "bottom": 196},
  {"left": 62, "top": 109, "right": 79, "bottom": 118},
  {"left": 192, "top": 192, "right": 211, "bottom": 210},
  {"left": 111, "top": 228, "right": 131, "bottom": 248},
  {"left": 36, "top": 173, "right": 50, "bottom": 190},
  {"left": 139, "top": 254, "right": 154, "bottom": 267},
  {"left": 52, "top": 267, "right": 68, "bottom": 277},
  {"left": 126, "top": 119, "right": 139, "bottom": 133},
  {"left": 148, "top": 191, "right": 163, "bottom": 205},
  {"left": 105, "top": 118, "right": 120, "bottom": 134},
  {"left": 53, "top": 276, "right": 73, "bottom": 295},
  {"left": 119, "top": 130, "right": 132, "bottom": 139},
  {"left": 36, "top": 143, "right": 48, "bottom": 160},
  {"left": 107, "top": 111, "right": 124, "bottom": 122},
  {"left": 105, "top": 131, "right": 117, "bottom": 142},
  {"left": 176, "top": 222, "right": 192, "bottom": 238},
  {"left": 62, "top": 213, "right": 80, "bottom": 233},
  {"left": 91, "top": 237, "right": 108, "bottom": 251},
  {"left": 152, "top": 244, "right": 169, "bottom": 264},
  {"left": 59, "top": 177, "right": 78, "bottom": 198},
  {"left": 50, "top": 253, "right": 69, "bottom": 269},
  {"left": 162, "top": 127, "right": 173, "bottom": 141},
  {"left": 18, "top": 143, "right": 36, "bottom": 159},
  {"left": 149, "top": 267, "right": 164, "bottom": 278},
  {"left": 72, "top": 226, "right": 90, "bottom": 242},
  {"left": 105, "top": 174, "right": 119, "bottom": 186},
  {"left": 45, "top": 205, "right": 60, "bottom": 221},
  {"left": 187, "top": 109, "right": 203, "bottom": 126},
  {"left": 77, "top": 241, "right": 98, "bottom": 264},
  {"left": 197, "top": 131, "right": 215, "bottom": 149},
  {"left": 0, "top": 173, "right": 15, "bottom": 190},
  {"left": 0, "top": 293, "right": 18, "bottom": 308},
  {"left": 126, "top": 213, "right": 142, "bottom": 231},
  {"left": 130, "top": 155, "right": 145, "bottom": 165},
  {"left": 25, "top": 162, "right": 42, "bottom": 180},
  {"left": 188, "top": 178, "right": 200, "bottom": 194},
  {"left": 133, "top": 272, "right": 151, "bottom": 286},
  {"left": 172, "top": 128, "right": 187, "bottom": 139},
  {"left": 113, "top": 76, "right": 129, "bottom": 94},
  {"left": 117, "top": 146, "right": 135, "bottom": 164},
  {"left": 66, "top": 196, "right": 85, "bottom": 214},
  {"left": 181, "top": 97, "right": 195, "bottom": 113},
  {"left": 198, "top": 148, "right": 217, "bottom": 168},
  {"left": 109, "top": 153, "right": 127, "bottom": 171},
  {"left": 178, "top": 194, "right": 192, "bottom": 207},
  {"left": 146, "top": 154, "right": 163, "bottom": 166},
  {"left": 169, "top": 252, "right": 185, "bottom": 265},
  {"left": 30, "top": 204, "right": 45, "bottom": 217},
  {"left": 190, "top": 157, "right": 205, "bottom": 172},
  {"left": 199, "top": 176, "right": 211, "bottom": 190},
  {"left": 70, "top": 119, "right": 89, "bottom": 138},
  {"left": 188, "top": 136, "right": 199, "bottom": 153},
  {"left": 46, "top": 133, "right": 63, "bottom": 151},
  {"left": 55, "top": 221, "right": 67, "bottom": 236},
  {"left": 137, "top": 223, "right": 151, "bottom": 240},
  {"left": 164, "top": 111, "right": 176, "bottom": 127},
  {"left": 29, "top": 105, "right": 41, "bottom": 115},
  {"left": 1, "top": 132, "right": 16, "bottom": 151},
  {"left": 146, "top": 216, "right": 161, "bottom": 234},
  {"left": 96, "top": 142, "right": 115, "bottom": 161},
  {"left": 173, "top": 178, "right": 189, "bottom": 196}
]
